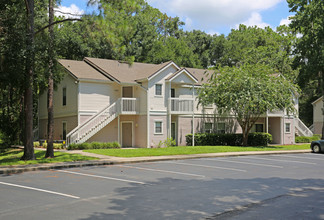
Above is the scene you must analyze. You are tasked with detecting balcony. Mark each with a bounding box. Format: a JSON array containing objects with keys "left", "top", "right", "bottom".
[
  {"left": 118, "top": 98, "right": 139, "bottom": 114},
  {"left": 169, "top": 98, "right": 194, "bottom": 114}
]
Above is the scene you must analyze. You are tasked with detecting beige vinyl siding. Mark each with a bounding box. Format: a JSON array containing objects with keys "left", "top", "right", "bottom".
[
  {"left": 133, "top": 85, "right": 147, "bottom": 114},
  {"left": 39, "top": 116, "right": 77, "bottom": 140},
  {"left": 148, "top": 65, "right": 178, "bottom": 111},
  {"left": 313, "top": 97, "right": 323, "bottom": 134},
  {"left": 79, "top": 82, "right": 119, "bottom": 112},
  {"left": 39, "top": 72, "right": 78, "bottom": 120}
]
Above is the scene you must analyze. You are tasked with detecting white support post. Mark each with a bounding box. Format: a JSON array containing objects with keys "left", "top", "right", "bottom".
[
  {"left": 118, "top": 115, "right": 120, "bottom": 145},
  {"left": 192, "top": 84, "right": 195, "bottom": 146},
  {"left": 147, "top": 87, "right": 150, "bottom": 148},
  {"left": 168, "top": 82, "right": 172, "bottom": 139}
]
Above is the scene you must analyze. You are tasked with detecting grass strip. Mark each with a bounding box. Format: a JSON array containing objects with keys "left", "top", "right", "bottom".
[
  {"left": 0, "top": 149, "right": 98, "bottom": 166},
  {"left": 84, "top": 144, "right": 310, "bottom": 158}
]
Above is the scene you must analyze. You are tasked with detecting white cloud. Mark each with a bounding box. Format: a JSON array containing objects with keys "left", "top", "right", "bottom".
[
  {"left": 237, "top": 12, "right": 271, "bottom": 29},
  {"left": 206, "top": 30, "right": 220, "bottom": 36},
  {"left": 55, "top": 4, "right": 84, "bottom": 18},
  {"left": 279, "top": 16, "right": 292, "bottom": 26},
  {"left": 146, "top": 0, "right": 283, "bottom": 30}
]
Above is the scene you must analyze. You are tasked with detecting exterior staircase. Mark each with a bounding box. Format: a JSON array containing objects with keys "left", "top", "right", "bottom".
[
  {"left": 295, "top": 118, "right": 313, "bottom": 137},
  {"left": 67, "top": 98, "right": 138, "bottom": 145}
]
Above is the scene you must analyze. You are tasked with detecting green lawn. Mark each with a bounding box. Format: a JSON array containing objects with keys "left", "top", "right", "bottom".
[
  {"left": 0, "top": 149, "right": 98, "bottom": 166},
  {"left": 84, "top": 144, "right": 310, "bottom": 157}
]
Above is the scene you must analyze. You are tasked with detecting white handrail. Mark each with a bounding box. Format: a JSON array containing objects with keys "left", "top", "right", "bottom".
[{"left": 66, "top": 98, "right": 139, "bottom": 145}]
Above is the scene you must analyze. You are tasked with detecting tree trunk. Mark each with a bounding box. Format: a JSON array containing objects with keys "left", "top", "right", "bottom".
[
  {"left": 46, "top": 0, "right": 54, "bottom": 158},
  {"left": 242, "top": 128, "right": 249, "bottom": 146},
  {"left": 21, "top": 0, "right": 35, "bottom": 160}
]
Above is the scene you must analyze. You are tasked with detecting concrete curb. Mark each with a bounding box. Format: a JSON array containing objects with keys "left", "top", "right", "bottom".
[{"left": 0, "top": 149, "right": 311, "bottom": 175}]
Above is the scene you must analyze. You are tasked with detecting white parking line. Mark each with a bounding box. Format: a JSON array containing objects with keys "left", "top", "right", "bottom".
[
  {"left": 0, "top": 181, "right": 80, "bottom": 199},
  {"left": 56, "top": 170, "right": 146, "bottom": 185},
  {"left": 203, "top": 158, "right": 284, "bottom": 168},
  {"left": 117, "top": 165, "right": 205, "bottom": 178},
  {"left": 162, "top": 161, "right": 247, "bottom": 172},
  {"left": 242, "top": 156, "right": 317, "bottom": 165},
  {"left": 270, "top": 154, "right": 324, "bottom": 161}
]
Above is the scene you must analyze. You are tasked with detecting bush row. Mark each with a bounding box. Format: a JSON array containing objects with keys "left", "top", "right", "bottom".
[
  {"left": 33, "top": 142, "right": 65, "bottom": 149},
  {"left": 295, "top": 135, "right": 321, "bottom": 143},
  {"left": 68, "top": 141, "right": 121, "bottom": 150},
  {"left": 186, "top": 132, "right": 272, "bottom": 146}
]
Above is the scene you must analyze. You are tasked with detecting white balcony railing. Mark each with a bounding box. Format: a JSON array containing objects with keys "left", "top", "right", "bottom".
[
  {"left": 169, "top": 98, "right": 194, "bottom": 113},
  {"left": 119, "top": 98, "right": 139, "bottom": 114}
]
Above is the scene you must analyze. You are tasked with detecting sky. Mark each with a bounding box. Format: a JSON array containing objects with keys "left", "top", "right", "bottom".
[{"left": 58, "top": 0, "right": 294, "bottom": 36}]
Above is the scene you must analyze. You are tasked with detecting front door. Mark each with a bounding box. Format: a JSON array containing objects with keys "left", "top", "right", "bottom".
[
  {"left": 122, "top": 86, "right": 133, "bottom": 98},
  {"left": 122, "top": 122, "right": 133, "bottom": 147}
]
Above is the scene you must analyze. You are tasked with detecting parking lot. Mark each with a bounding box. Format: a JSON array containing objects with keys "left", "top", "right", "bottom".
[{"left": 1, "top": 153, "right": 324, "bottom": 219}]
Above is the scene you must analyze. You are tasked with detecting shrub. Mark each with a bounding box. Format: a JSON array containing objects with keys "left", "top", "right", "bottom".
[
  {"left": 164, "top": 138, "right": 176, "bottom": 147},
  {"left": 33, "top": 141, "right": 65, "bottom": 149},
  {"left": 67, "top": 141, "right": 121, "bottom": 150},
  {"left": 186, "top": 132, "right": 272, "bottom": 146},
  {"left": 295, "top": 135, "right": 321, "bottom": 143}
]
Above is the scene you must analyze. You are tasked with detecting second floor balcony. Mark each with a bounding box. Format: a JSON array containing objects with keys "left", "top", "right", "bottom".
[
  {"left": 169, "top": 98, "right": 194, "bottom": 114},
  {"left": 118, "top": 98, "right": 139, "bottom": 114}
]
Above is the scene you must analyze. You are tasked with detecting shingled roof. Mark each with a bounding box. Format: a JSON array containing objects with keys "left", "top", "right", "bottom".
[
  {"left": 59, "top": 57, "right": 214, "bottom": 85},
  {"left": 58, "top": 59, "right": 111, "bottom": 81}
]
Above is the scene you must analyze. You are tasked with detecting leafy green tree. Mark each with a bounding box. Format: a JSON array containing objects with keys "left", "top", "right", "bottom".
[
  {"left": 288, "top": 0, "right": 324, "bottom": 138},
  {"left": 221, "top": 25, "right": 297, "bottom": 80},
  {"left": 199, "top": 64, "right": 298, "bottom": 146}
]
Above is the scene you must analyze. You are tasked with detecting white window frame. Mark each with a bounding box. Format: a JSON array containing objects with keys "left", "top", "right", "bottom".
[
  {"left": 154, "top": 120, "right": 163, "bottom": 134},
  {"left": 285, "top": 122, "right": 291, "bottom": 133},
  {"left": 204, "top": 122, "right": 213, "bottom": 133},
  {"left": 155, "top": 84, "right": 162, "bottom": 96}
]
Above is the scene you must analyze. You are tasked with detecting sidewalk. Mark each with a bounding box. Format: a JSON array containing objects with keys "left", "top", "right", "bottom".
[{"left": 0, "top": 149, "right": 311, "bottom": 175}]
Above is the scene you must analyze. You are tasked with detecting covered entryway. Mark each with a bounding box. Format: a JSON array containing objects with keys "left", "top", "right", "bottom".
[{"left": 122, "top": 122, "right": 133, "bottom": 147}]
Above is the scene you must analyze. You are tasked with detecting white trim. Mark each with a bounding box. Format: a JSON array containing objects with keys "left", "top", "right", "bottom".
[
  {"left": 285, "top": 122, "right": 291, "bottom": 133},
  {"left": 77, "top": 82, "right": 80, "bottom": 126},
  {"left": 312, "top": 96, "right": 323, "bottom": 105},
  {"left": 78, "top": 79, "right": 112, "bottom": 84},
  {"left": 148, "top": 62, "right": 180, "bottom": 81},
  {"left": 167, "top": 68, "right": 198, "bottom": 83},
  {"left": 121, "top": 121, "right": 134, "bottom": 147},
  {"left": 154, "top": 120, "right": 163, "bottom": 135},
  {"left": 147, "top": 87, "right": 150, "bottom": 148}
]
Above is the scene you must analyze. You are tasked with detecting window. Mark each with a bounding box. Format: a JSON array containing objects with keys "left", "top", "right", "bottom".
[
  {"left": 285, "top": 123, "right": 291, "bottom": 133},
  {"left": 171, "top": 88, "right": 175, "bottom": 98},
  {"left": 205, "top": 122, "right": 213, "bottom": 133},
  {"left": 217, "top": 123, "right": 225, "bottom": 134},
  {"left": 155, "top": 121, "right": 163, "bottom": 134},
  {"left": 155, "top": 84, "right": 162, "bottom": 96},
  {"left": 255, "top": 124, "right": 264, "bottom": 132},
  {"left": 62, "top": 122, "right": 67, "bottom": 140},
  {"left": 62, "top": 87, "right": 67, "bottom": 106}
]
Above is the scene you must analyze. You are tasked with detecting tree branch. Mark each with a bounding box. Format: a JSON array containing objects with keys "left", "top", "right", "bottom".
[
  {"left": 34, "top": 18, "right": 82, "bottom": 35},
  {"left": 54, "top": 9, "right": 83, "bottom": 17}
]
